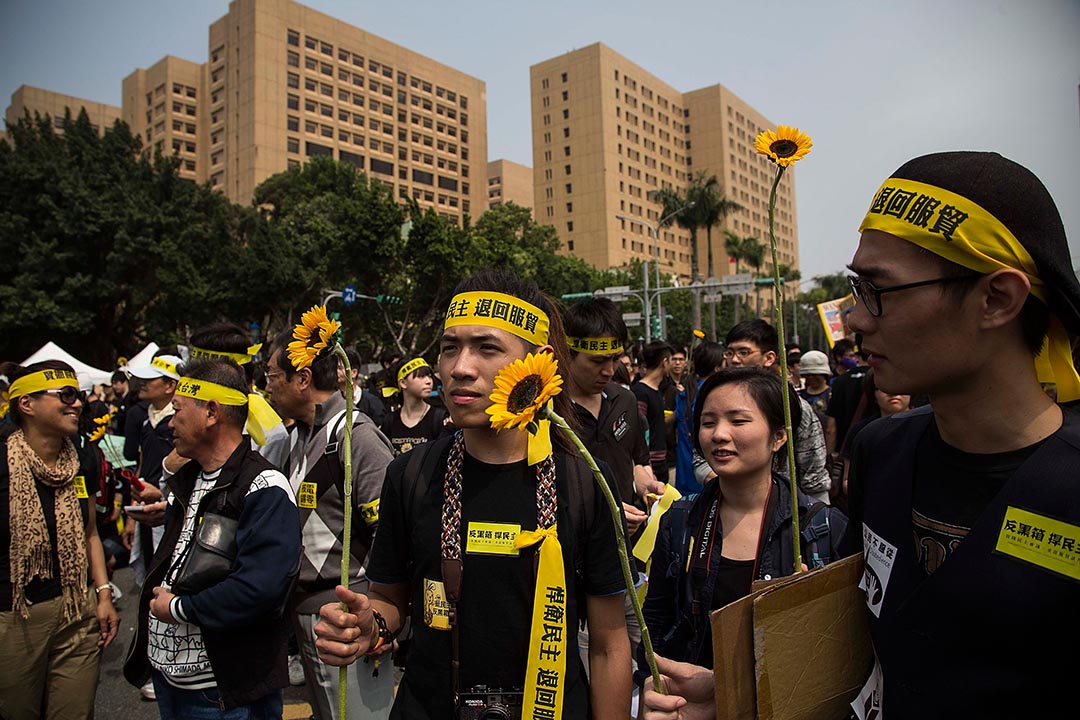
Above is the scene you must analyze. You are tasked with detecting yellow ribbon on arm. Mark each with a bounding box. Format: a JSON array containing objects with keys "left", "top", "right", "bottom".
[
  {"left": 632, "top": 483, "right": 683, "bottom": 563},
  {"left": 514, "top": 525, "right": 567, "bottom": 720},
  {"left": 174, "top": 377, "right": 284, "bottom": 446},
  {"left": 860, "top": 177, "right": 1080, "bottom": 402}
]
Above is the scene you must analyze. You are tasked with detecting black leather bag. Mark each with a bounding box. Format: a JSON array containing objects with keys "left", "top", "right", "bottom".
[{"left": 171, "top": 512, "right": 238, "bottom": 595}]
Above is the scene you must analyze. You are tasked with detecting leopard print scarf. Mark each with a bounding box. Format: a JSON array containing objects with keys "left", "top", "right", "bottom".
[{"left": 7, "top": 429, "right": 86, "bottom": 621}]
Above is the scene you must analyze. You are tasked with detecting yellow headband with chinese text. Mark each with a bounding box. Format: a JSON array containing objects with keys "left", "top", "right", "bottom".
[
  {"left": 9, "top": 369, "right": 79, "bottom": 400},
  {"left": 397, "top": 357, "right": 429, "bottom": 383},
  {"left": 189, "top": 343, "right": 262, "bottom": 365},
  {"left": 175, "top": 377, "right": 284, "bottom": 446},
  {"left": 444, "top": 292, "right": 550, "bottom": 347},
  {"left": 567, "top": 336, "right": 624, "bottom": 355},
  {"left": 860, "top": 178, "right": 1080, "bottom": 402},
  {"left": 381, "top": 358, "right": 432, "bottom": 397},
  {"left": 151, "top": 356, "right": 179, "bottom": 379}
]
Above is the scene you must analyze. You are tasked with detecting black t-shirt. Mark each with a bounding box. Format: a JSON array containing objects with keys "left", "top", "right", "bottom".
[
  {"left": 0, "top": 439, "right": 92, "bottom": 611},
  {"left": 367, "top": 444, "right": 625, "bottom": 719},
  {"left": 380, "top": 405, "right": 451, "bottom": 457},
  {"left": 827, "top": 367, "right": 869, "bottom": 450},
  {"left": 632, "top": 381, "right": 666, "bottom": 456},
  {"left": 910, "top": 420, "right": 1045, "bottom": 579},
  {"left": 569, "top": 384, "right": 649, "bottom": 506},
  {"left": 695, "top": 555, "right": 755, "bottom": 667}
]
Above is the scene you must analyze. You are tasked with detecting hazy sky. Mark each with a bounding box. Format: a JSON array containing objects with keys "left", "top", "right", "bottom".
[{"left": 2, "top": 0, "right": 1078, "bottom": 282}]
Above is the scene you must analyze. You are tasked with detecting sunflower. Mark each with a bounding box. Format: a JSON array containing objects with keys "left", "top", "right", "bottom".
[
  {"left": 487, "top": 352, "right": 564, "bottom": 432},
  {"left": 88, "top": 412, "right": 112, "bottom": 443},
  {"left": 287, "top": 305, "right": 342, "bottom": 370},
  {"left": 754, "top": 125, "right": 813, "bottom": 167}
]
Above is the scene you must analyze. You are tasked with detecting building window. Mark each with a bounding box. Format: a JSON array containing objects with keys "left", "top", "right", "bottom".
[
  {"left": 566, "top": 202, "right": 573, "bottom": 213},
  {"left": 561, "top": 90, "right": 568, "bottom": 101},
  {"left": 371, "top": 158, "right": 394, "bottom": 175},
  {"left": 568, "top": 240, "right": 574, "bottom": 251},
  {"left": 288, "top": 95, "right": 299, "bottom": 110},
  {"left": 287, "top": 137, "right": 299, "bottom": 153},
  {"left": 565, "top": 165, "right": 571, "bottom": 175},
  {"left": 305, "top": 141, "right": 332, "bottom": 157},
  {"left": 288, "top": 116, "right": 299, "bottom": 131},
  {"left": 562, "top": 109, "right": 569, "bottom": 120}
]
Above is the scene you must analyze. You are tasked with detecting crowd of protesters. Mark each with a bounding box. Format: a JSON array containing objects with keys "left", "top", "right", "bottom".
[{"left": 1, "top": 150, "right": 1077, "bottom": 719}]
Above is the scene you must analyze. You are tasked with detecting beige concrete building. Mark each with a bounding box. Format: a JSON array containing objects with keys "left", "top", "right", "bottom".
[
  {"left": 203, "top": 0, "right": 487, "bottom": 221},
  {"left": 530, "top": 43, "right": 798, "bottom": 288},
  {"left": 4, "top": 85, "right": 121, "bottom": 139},
  {"left": 122, "top": 56, "right": 207, "bottom": 184},
  {"left": 487, "top": 159, "right": 533, "bottom": 210}
]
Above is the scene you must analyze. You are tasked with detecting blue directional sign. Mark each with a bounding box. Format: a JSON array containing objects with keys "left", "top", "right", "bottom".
[{"left": 342, "top": 284, "right": 357, "bottom": 305}]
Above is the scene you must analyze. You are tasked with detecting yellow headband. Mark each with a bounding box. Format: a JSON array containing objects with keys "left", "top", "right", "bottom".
[
  {"left": 150, "top": 356, "right": 179, "bottom": 379},
  {"left": 444, "top": 291, "right": 550, "bottom": 346},
  {"left": 189, "top": 343, "right": 262, "bottom": 365},
  {"left": 860, "top": 177, "right": 1080, "bottom": 402},
  {"left": 381, "top": 358, "right": 432, "bottom": 397},
  {"left": 397, "top": 357, "right": 429, "bottom": 383},
  {"left": 566, "top": 336, "right": 624, "bottom": 355},
  {"left": 175, "top": 377, "right": 284, "bottom": 446},
  {"left": 9, "top": 369, "right": 79, "bottom": 400}
]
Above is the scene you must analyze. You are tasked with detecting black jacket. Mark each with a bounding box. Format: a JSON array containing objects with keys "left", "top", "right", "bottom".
[
  {"left": 847, "top": 406, "right": 1080, "bottom": 717},
  {"left": 638, "top": 472, "right": 848, "bottom": 679},
  {"left": 123, "top": 442, "right": 299, "bottom": 709}
]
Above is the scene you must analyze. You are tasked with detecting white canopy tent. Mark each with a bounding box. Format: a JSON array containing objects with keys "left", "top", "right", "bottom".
[{"left": 21, "top": 342, "right": 113, "bottom": 390}]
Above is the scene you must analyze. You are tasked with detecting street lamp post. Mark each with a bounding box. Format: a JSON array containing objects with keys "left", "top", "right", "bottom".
[{"left": 615, "top": 201, "right": 694, "bottom": 340}]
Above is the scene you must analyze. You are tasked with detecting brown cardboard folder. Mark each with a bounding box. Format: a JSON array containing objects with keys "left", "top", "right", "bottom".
[{"left": 709, "top": 554, "right": 872, "bottom": 720}]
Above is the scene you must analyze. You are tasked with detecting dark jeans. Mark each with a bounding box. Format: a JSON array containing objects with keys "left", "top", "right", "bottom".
[{"left": 150, "top": 670, "right": 283, "bottom": 720}]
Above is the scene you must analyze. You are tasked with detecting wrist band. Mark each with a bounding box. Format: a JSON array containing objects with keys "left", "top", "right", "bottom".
[
  {"left": 365, "top": 609, "right": 391, "bottom": 655},
  {"left": 95, "top": 584, "right": 112, "bottom": 596}
]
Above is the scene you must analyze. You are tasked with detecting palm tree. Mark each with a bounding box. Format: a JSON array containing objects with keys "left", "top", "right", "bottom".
[
  {"left": 687, "top": 173, "right": 743, "bottom": 339},
  {"left": 649, "top": 186, "right": 704, "bottom": 330}
]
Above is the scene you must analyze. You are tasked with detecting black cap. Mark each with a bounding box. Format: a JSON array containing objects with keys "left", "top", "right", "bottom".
[{"left": 891, "top": 151, "right": 1079, "bottom": 335}]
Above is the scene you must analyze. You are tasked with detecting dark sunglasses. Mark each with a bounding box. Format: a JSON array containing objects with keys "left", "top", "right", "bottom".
[{"left": 40, "top": 387, "right": 86, "bottom": 405}]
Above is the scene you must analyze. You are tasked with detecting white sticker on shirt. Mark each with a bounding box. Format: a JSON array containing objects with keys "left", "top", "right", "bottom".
[
  {"left": 851, "top": 653, "right": 884, "bottom": 719},
  {"left": 859, "top": 523, "right": 896, "bottom": 619}
]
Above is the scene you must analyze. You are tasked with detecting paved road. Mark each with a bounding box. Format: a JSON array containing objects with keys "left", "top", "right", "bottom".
[{"left": 95, "top": 566, "right": 314, "bottom": 719}]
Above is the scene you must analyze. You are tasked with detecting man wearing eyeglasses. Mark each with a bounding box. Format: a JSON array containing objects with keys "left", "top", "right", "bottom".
[
  {"left": 723, "top": 320, "right": 831, "bottom": 503},
  {"left": 842, "top": 152, "right": 1080, "bottom": 717}
]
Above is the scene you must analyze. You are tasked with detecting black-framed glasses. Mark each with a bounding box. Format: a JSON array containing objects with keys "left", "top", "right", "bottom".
[
  {"left": 847, "top": 275, "right": 969, "bottom": 317},
  {"left": 40, "top": 387, "right": 86, "bottom": 405},
  {"left": 723, "top": 347, "right": 761, "bottom": 360}
]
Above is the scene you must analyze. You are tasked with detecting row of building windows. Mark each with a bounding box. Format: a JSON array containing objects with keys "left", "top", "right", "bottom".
[{"left": 287, "top": 29, "right": 469, "bottom": 111}]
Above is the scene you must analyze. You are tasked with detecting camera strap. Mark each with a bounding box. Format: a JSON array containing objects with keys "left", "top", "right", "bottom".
[{"left": 440, "top": 431, "right": 567, "bottom": 716}]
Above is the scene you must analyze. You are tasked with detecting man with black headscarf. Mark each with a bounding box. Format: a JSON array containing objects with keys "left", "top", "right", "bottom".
[{"left": 843, "top": 152, "right": 1080, "bottom": 717}]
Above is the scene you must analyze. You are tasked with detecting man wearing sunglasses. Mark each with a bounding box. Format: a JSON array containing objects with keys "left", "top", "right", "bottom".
[{"left": 842, "top": 152, "right": 1080, "bottom": 717}]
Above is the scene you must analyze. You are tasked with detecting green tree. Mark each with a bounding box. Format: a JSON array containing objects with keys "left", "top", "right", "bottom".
[{"left": 0, "top": 109, "right": 264, "bottom": 365}]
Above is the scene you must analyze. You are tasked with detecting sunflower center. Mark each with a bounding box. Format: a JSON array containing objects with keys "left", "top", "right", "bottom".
[
  {"left": 507, "top": 374, "right": 544, "bottom": 413},
  {"left": 770, "top": 139, "right": 799, "bottom": 158}
]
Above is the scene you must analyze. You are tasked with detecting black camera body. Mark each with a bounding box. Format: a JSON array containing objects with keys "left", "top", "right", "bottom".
[{"left": 455, "top": 685, "right": 524, "bottom": 720}]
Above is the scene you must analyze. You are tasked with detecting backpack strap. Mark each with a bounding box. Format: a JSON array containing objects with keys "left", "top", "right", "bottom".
[{"left": 799, "top": 501, "right": 832, "bottom": 569}]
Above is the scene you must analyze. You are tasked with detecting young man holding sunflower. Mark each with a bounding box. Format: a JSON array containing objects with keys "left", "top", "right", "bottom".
[
  {"left": 266, "top": 322, "right": 396, "bottom": 720},
  {"left": 314, "top": 270, "right": 632, "bottom": 720}
]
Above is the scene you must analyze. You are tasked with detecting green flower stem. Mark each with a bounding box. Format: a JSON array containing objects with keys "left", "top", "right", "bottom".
[
  {"left": 767, "top": 165, "right": 802, "bottom": 574},
  {"left": 540, "top": 406, "right": 664, "bottom": 693},
  {"left": 332, "top": 344, "right": 354, "bottom": 719}
]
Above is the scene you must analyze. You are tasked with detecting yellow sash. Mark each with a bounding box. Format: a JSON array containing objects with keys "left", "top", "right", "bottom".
[{"left": 514, "top": 526, "right": 567, "bottom": 719}]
